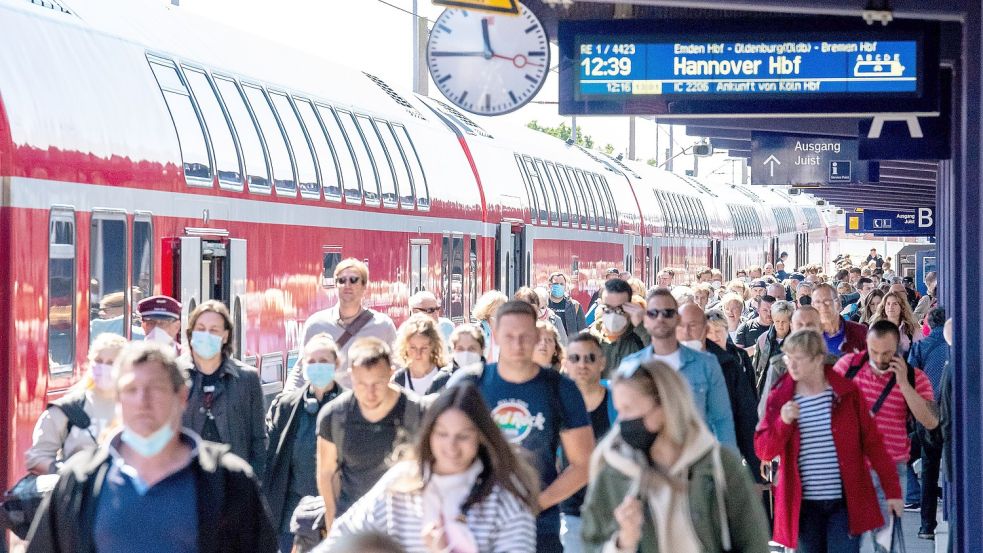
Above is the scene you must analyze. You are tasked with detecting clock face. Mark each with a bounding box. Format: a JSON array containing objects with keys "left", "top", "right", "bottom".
[{"left": 427, "top": 3, "right": 550, "bottom": 116}]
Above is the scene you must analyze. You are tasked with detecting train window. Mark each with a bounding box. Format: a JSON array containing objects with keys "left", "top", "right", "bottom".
[
  {"left": 535, "top": 159, "right": 560, "bottom": 226},
  {"left": 213, "top": 76, "right": 271, "bottom": 194},
  {"left": 393, "top": 125, "right": 429, "bottom": 210},
  {"left": 379, "top": 121, "right": 415, "bottom": 209},
  {"left": 696, "top": 200, "right": 709, "bottom": 235},
  {"left": 89, "top": 212, "right": 131, "bottom": 341},
  {"left": 514, "top": 154, "right": 539, "bottom": 224},
  {"left": 560, "top": 166, "right": 584, "bottom": 228},
  {"left": 410, "top": 240, "right": 429, "bottom": 294},
  {"left": 242, "top": 84, "right": 297, "bottom": 196},
  {"left": 148, "top": 58, "right": 212, "bottom": 186},
  {"left": 132, "top": 214, "right": 153, "bottom": 311},
  {"left": 321, "top": 249, "right": 342, "bottom": 287},
  {"left": 450, "top": 236, "right": 465, "bottom": 320},
  {"left": 580, "top": 169, "right": 605, "bottom": 229},
  {"left": 48, "top": 208, "right": 76, "bottom": 374},
  {"left": 589, "top": 174, "right": 610, "bottom": 230},
  {"left": 295, "top": 98, "right": 342, "bottom": 202},
  {"left": 338, "top": 111, "right": 380, "bottom": 205},
  {"left": 545, "top": 162, "right": 570, "bottom": 226},
  {"left": 317, "top": 105, "right": 361, "bottom": 203},
  {"left": 469, "top": 236, "right": 478, "bottom": 315},
  {"left": 684, "top": 197, "right": 697, "bottom": 235},
  {"left": 523, "top": 156, "right": 551, "bottom": 224},
  {"left": 572, "top": 168, "right": 596, "bottom": 229},
  {"left": 598, "top": 176, "right": 619, "bottom": 230},
  {"left": 357, "top": 116, "right": 398, "bottom": 208},
  {"left": 182, "top": 67, "right": 243, "bottom": 190},
  {"left": 269, "top": 92, "right": 320, "bottom": 199}
]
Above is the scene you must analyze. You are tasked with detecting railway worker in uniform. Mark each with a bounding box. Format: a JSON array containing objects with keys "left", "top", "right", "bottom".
[
  {"left": 812, "top": 284, "right": 867, "bottom": 358},
  {"left": 391, "top": 314, "right": 452, "bottom": 396},
  {"left": 26, "top": 341, "right": 277, "bottom": 553},
  {"left": 301, "top": 258, "right": 398, "bottom": 381},
  {"left": 182, "top": 300, "right": 267, "bottom": 475},
  {"left": 619, "top": 288, "right": 737, "bottom": 449},
  {"left": 832, "top": 321, "right": 938, "bottom": 551},
  {"left": 321, "top": 384, "right": 539, "bottom": 553},
  {"left": 581, "top": 360, "right": 769, "bottom": 553},
  {"left": 755, "top": 330, "right": 902, "bottom": 553},
  {"left": 448, "top": 324, "right": 485, "bottom": 371},
  {"left": 25, "top": 333, "right": 127, "bottom": 476},
  {"left": 472, "top": 290, "right": 508, "bottom": 362},
  {"left": 546, "top": 271, "right": 587, "bottom": 336},
  {"left": 316, "top": 337, "right": 426, "bottom": 533},
  {"left": 408, "top": 291, "right": 455, "bottom": 349},
  {"left": 138, "top": 295, "right": 183, "bottom": 354},
  {"left": 447, "top": 301, "right": 593, "bottom": 553},
  {"left": 558, "top": 333, "right": 616, "bottom": 553},
  {"left": 263, "top": 333, "right": 345, "bottom": 553},
  {"left": 590, "top": 278, "right": 648, "bottom": 377}
]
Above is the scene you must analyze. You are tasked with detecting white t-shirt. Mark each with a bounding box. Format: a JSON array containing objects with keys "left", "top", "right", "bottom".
[
  {"left": 409, "top": 366, "right": 440, "bottom": 394},
  {"left": 649, "top": 349, "right": 683, "bottom": 371}
]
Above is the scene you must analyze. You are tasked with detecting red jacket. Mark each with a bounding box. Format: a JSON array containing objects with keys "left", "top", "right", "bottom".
[
  {"left": 835, "top": 319, "right": 868, "bottom": 356},
  {"left": 754, "top": 367, "right": 901, "bottom": 548}
]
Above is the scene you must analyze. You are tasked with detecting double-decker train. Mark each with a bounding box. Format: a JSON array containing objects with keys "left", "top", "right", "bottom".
[{"left": 0, "top": 0, "right": 829, "bottom": 491}]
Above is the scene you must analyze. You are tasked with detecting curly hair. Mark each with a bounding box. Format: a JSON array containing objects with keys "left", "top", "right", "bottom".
[{"left": 394, "top": 314, "right": 449, "bottom": 369}]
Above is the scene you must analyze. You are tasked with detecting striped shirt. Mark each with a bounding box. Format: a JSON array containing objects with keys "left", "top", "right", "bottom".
[
  {"left": 322, "top": 465, "right": 536, "bottom": 553},
  {"left": 795, "top": 389, "right": 843, "bottom": 500}
]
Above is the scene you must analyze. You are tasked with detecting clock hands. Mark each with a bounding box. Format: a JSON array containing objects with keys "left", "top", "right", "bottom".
[
  {"left": 481, "top": 18, "right": 494, "bottom": 59},
  {"left": 492, "top": 53, "right": 544, "bottom": 68},
  {"left": 430, "top": 51, "right": 488, "bottom": 57}
]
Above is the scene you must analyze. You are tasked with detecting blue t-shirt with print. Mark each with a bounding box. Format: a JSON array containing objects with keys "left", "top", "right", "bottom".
[{"left": 468, "top": 363, "right": 590, "bottom": 534}]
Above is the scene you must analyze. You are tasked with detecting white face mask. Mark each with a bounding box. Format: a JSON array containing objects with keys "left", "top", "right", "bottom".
[
  {"left": 453, "top": 351, "right": 482, "bottom": 368},
  {"left": 680, "top": 339, "right": 704, "bottom": 351},
  {"left": 603, "top": 312, "right": 628, "bottom": 333},
  {"left": 145, "top": 326, "right": 174, "bottom": 346},
  {"left": 90, "top": 362, "right": 115, "bottom": 392}
]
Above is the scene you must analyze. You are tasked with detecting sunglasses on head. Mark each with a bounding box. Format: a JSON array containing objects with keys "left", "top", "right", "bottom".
[
  {"left": 337, "top": 276, "right": 362, "bottom": 285},
  {"left": 412, "top": 306, "right": 440, "bottom": 314},
  {"left": 566, "top": 353, "right": 598, "bottom": 364},
  {"left": 645, "top": 308, "right": 677, "bottom": 319}
]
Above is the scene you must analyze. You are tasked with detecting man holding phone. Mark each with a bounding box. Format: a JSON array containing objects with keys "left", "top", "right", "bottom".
[{"left": 833, "top": 320, "right": 938, "bottom": 552}]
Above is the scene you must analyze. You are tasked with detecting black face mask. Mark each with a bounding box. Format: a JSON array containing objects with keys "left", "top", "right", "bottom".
[{"left": 620, "top": 417, "right": 658, "bottom": 452}]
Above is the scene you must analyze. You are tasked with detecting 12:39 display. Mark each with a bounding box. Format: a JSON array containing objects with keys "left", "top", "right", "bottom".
[{"left": 580, "top": 56, "right": 633, "bottom": 77}]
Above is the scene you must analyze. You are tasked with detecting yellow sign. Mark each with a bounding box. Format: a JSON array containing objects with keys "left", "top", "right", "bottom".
[
  {"left": 848, "top": 215, "right": 860, "bottom": 230},
  {"left": 433, "top": 0, "right": 519, "bottom": 15}
]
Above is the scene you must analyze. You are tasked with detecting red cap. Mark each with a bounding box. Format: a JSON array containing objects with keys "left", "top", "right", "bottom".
[{"left": 137, "top": 295, "right": 181, "bottom": 320}]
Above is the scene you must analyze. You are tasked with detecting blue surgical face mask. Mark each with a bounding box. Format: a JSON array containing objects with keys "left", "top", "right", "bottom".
[
  {"left": 191, "top": 330, "right": 223, "bottom": 360},
  {"left": 121, "top": 423, "right": 175, "bottom": 458},
  {"left": 550, "top": 283, "right": 565, "bottom": 298},
  {"left": 304, "top": 362, "right": 336, "bottom": 389}
]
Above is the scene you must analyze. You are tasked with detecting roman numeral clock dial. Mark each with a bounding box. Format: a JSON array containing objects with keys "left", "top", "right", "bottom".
[{"left": 427, "top": 3, "right": 549, "bottom": 116}]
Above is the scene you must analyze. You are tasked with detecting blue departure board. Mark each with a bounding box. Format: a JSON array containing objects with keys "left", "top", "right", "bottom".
[{"left": 557, "top": 18, "right": 940, "bottom": 117}]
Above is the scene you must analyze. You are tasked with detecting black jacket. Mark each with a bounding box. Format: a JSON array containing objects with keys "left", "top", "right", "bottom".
[
  {"left": 26, "top": 435, "right": 276, "bottom": 553},
  {"left": 262, "top": 383, "right": 343, "bottom": 529},
  {"left": 752, "top": 326, "right": 782, "bottom": 395},
  {"left": 392, "top": 367, "right": 452, "bottom": 395},
  {"left": 183, "top": 356, "right": 267, "bottom": 475},
  {"left": 736, "top": 318, "right": 770, "bottom": 348},
  {"left": 707, "top": 340, "right": 763, "bottom": 483}
]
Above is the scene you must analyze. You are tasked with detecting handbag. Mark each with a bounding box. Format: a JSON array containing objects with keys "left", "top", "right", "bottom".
[
  {"left": 889, "top": 514, "right": 907, "bottom": 553},
  {"left": 0, "top": 473, "right": 59, "bottom": 539}
]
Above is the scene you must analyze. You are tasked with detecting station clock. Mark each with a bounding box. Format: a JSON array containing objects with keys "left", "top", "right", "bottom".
[{"left": 427, "top": 2, "right": 549, "bottom": 116}]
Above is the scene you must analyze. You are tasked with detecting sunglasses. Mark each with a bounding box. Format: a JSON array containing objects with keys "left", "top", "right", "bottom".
[
  {"left": 412, "top": 306, "right": 440, "bottom": 314},
  {"left": 336, "top": 276, "right": 362, "bottom": 285},
  {"left": 645, "top": 308, "right": 677, "bottom": 319},
  {"left": 566, "top": 353, "right": 598, "bottom": 364}
]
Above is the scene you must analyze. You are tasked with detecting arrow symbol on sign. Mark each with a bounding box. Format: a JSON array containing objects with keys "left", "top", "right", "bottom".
[{"left": 763, "top": 154, "right": 781, "bottom": 177}]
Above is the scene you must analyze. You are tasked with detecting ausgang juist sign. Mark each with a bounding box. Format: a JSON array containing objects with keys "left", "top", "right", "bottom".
[{"left": 751, "top": 132, "right": 873, "bottom": 186}]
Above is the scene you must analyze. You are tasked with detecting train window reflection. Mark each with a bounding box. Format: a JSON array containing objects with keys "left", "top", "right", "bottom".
[
  {"left": 379, "top": 121, "right": 415, "bottom": 209},
  {"left": 270, "top": 92, "right": 320, "bottom": 199},
  {"left": 213, "top": 76, "right": 271, "bottom": 194},
  {"left": 515, "top": 154, "right": 538, "bottom": 223},
  {"left": 523, "top": 156, "right": 550, "bottom": 223},
  {"left": 357, "top": 115, "right": 397, "bottom": 207},
  {"left": 316, "top": 105, "right": 361, "bottom": 203},
  {"left": 148, "top": 59, "right": 212, "bottom": 186},
  {"left": 182, "top": 67, "right": 242, "bottom": 189},
  {"left": 242, "top": 84, "right": 297, "bottom": 196},
  {"left": 536, "top": 159, "right": 560, "bottom": 226},
  {"left": 295, "top": 98, "right": 342, "bottom": 202},
  {"left": 132, "top": 215, "right": 153, "bottom": 315},
  {"left": 394, "top": 125, "right": 429, "bottom": 210},
  {"left": 89, "top": 214, "right": 136, "bottom": 341},
  {"left": 338, "top": 111, "right": 379, "bottom": 205},
  {"left": 546, "top": 162, "right": 570, "bottom": 226},
  {"left": 48, "top": 208, "right": 76, "bottom": 374}
]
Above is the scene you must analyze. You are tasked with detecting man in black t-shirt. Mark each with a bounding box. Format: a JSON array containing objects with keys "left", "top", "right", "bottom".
[{"left": 315, "top": 338, "right": 423, "bottom": 531}]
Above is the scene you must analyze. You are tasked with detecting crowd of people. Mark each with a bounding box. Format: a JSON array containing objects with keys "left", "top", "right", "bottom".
[{"left": 11, "top": 251, "right": 955, "bottom": 553}]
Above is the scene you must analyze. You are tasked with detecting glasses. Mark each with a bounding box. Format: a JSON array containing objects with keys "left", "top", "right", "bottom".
[
  {"left": 412, "top": 306, "right": 440, "bottom": 314},
  {"left": 601, "top": 305, "right": 625, "bottom": 315},
  {"left": 566, "top": 353, "right": 598, "bottom": 364},
  {"left": 337, "top": 276, "right": 362, "bottom": 286},
  {"left": 645, "top": 308, "right": 677, "bottom": 319}
]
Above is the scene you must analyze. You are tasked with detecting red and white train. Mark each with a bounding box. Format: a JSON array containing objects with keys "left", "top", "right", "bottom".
[{"left": 0, "top": 0, "right": 829, "bottom": 490}]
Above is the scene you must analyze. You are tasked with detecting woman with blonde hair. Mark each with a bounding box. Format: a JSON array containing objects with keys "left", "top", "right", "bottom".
[
  {"left": 581, "top": 360, "right": 768, "bottom": 553},
  {"left": 26, "top": 333, "right": 127, "bottom": 475},
  {"left": 533, "top": 320, "right": 565, "bottom": 370},
  {"left": 870, "top": 290, "right": 922, "bottom": 357},
  {"left": 324, "top": 383, "right": 539, "bottom": 552},
  {"left": 472, "top": 290, "right": 508, "bottom": 362},
  {"left": 392, "top": 314, "right": 451, "bottom": 395}
]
